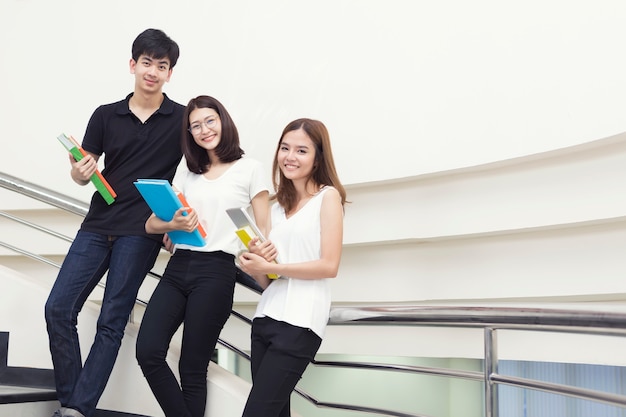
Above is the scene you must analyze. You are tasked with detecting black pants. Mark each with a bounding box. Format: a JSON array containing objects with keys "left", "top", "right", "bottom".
[
  {"left": 136, "top": 250, "right": 236, "bottom": 417},
  {"left": 242, "top": 316, "right": 322, "bottom": 417}
]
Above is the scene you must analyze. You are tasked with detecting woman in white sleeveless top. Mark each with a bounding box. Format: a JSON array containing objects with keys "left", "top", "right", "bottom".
[{"left": 239, "top": 118, "right": 347, "bottom": 417}]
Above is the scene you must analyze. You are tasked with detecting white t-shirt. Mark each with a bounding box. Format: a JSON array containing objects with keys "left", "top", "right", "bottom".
[
  {"left": 254, "top": 187, "right": 334, "bottom": 338},
  {"left": 172, "top": 157, "right": 270, "bottom": 256}
]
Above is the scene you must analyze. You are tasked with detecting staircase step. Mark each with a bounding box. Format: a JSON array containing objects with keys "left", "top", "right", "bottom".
[
  {"left": 0, "top": 399, "right": 59, "bottom": 416},
  {"left": 1, "top": 332, "right": 156, "bottom": 416},
  {"left": 94, "top": 409, "right": 154, "bottom": 417},
  {"left": 0, "top": 385, "right": 154, "bottom": 416},
  {"left": 0, "top": 384, "right": 57, "bottom": 404}
]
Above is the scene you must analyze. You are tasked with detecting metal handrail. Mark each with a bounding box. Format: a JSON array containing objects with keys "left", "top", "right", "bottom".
[
  {"left": 329, "top": 306, "right": 626, "bottom": 415},
  {"left": 329, "top": 305, "right": 626, "bottom": 334},
  {"left": 0, "top": 172, "right": 88, "bottom": 216},
  {"left": 3, "top": 170, "right": 626, "bottom": 417}
]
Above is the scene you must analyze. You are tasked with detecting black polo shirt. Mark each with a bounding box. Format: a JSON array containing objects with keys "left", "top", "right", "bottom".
[{"left": 80, "top": 93, "right": 184, "bottom": 240}]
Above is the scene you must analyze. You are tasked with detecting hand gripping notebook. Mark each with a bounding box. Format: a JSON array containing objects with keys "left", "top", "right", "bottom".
[
  {"left": 226, "top": 207, "right": 279, "bottom": 279},
  {"left": 57, "top": 133, "right": 116, "bottom": 205},
  {"left": 134, "top": 179, "right": 207, "bottom": 247}
]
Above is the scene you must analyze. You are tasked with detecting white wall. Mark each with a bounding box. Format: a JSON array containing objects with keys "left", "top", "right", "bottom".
[
  {"left": 3, "top": 0, "right": 626, "bottom": 309},
  {"left": 3, "top": 0, "right": 626, "bottom": 313},
  {"left": 4, "top": 3, "right": 626, "bottom": 414},
  {"left": 2, "top": 0, "right": 626, "bottom": 209}
]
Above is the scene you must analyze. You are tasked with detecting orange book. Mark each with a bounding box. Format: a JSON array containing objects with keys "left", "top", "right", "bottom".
[
  {"left": 175, "top": 191, "right": 207, "bottom": 237},
  {"left": 57, "top": 133, "right": 117, "bottom": 204}
]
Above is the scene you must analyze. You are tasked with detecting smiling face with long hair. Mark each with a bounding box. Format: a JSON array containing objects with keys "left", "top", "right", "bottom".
[{"left": 277, "top": 127, "right": 317, "bottom": 185}]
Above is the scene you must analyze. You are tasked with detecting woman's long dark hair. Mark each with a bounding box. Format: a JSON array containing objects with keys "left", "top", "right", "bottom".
[{"left": 181, "top": 95, "right": 244, "bottom": 174}]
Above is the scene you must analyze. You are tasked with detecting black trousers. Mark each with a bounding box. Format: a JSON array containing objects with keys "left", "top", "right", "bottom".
[
  {"left": 136, "top": 250, "right": 236, "bottom": 417},
  {"left": 242, "top": 316, "right": 322, "bottom": 417}
]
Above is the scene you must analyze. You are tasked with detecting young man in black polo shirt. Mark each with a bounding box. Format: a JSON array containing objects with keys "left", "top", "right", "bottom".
[{"left": 45, "top": 28, "right": 184, "bottom": 417}]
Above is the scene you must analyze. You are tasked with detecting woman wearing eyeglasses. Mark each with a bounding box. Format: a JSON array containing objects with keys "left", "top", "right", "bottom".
[{"left": 136, "top": 95, "right": 270, "bottom": 417}]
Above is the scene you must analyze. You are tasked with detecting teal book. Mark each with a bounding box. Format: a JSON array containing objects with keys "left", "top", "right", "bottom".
[{"left": 134, "top": 179, "right": 206, "bottom": 247}]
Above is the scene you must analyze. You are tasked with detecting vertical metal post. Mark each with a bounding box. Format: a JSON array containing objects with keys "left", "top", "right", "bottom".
[{"left": 484, "top": 327, "right": 498, "bottom": 417}]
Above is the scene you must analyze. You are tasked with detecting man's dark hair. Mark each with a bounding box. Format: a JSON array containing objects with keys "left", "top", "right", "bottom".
[{"left": 132, "top": 28, "right": 180, "bottom": 68}]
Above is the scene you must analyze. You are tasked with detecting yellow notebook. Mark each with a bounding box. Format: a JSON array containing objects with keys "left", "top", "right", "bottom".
[{"left": 227, "top": 207, "right": 279, "bottom": 279}]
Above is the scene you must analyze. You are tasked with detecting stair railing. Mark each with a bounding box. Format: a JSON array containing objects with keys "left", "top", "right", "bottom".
[{"left": 3, "top": 171, "right": 626, "bottom": 417}]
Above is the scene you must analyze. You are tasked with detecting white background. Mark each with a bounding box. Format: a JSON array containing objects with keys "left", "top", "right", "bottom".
[{"left": 2, "top": 0, "right": 626, "bottom": 205}]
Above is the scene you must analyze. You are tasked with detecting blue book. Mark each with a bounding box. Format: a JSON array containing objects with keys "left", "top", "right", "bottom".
[{"left": 134, "top": 179, "right": 206, "bottom": 247}]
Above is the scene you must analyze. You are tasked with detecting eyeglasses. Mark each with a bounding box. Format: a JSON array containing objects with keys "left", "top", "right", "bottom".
[{"left": 188, "top": 117, "right": 219, "bottom": 135}]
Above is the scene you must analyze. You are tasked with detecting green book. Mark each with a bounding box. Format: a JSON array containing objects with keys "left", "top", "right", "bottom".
[{"left": 56, "top": 133, "right": 116, "bottom": 205}]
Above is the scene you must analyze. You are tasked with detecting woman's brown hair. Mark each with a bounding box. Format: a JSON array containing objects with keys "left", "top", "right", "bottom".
[{"left": 272, "top": 118, "right": 347, "bottom": 213}]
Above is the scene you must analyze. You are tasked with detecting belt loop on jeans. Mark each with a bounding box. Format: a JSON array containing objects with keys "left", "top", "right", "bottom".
[{"left": 107, "top": 235, "right": 118, "bottom": 248}]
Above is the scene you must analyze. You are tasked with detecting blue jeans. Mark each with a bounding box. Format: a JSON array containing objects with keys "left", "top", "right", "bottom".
[
  {"left": 45, "top": 231, "right": 161, "bottom": 417},
  {"left": 136, "top": 250, "right": 236, "bottom": 417}
]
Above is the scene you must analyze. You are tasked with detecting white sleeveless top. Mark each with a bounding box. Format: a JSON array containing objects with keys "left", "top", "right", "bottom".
[{"left": 253, "top": 187, "right": 334, "bottom": 338}]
